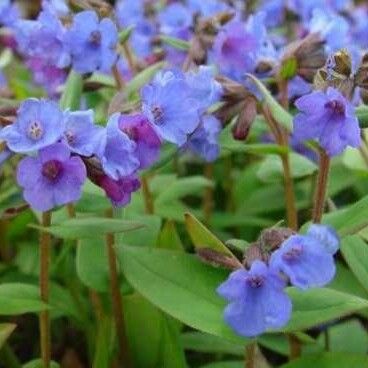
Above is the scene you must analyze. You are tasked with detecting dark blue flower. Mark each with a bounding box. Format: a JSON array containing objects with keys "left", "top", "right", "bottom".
[
  {"left": 270, "top": 234, "right": 336, "bottom": 290},
  {"left": 0, "top": 99, "right": 65, "bottom": 153},
  {"left": 217, "top": 260, "right": 292, "bottom": 337},
  {"left": 141, "top": 70, "right": 200, "bottom": 146},
  {"left": 293, "top": 87, "right": 361, "bottom": 157},
  {"left": 65, "top": 10, "right": 118, "bottom": 74}
]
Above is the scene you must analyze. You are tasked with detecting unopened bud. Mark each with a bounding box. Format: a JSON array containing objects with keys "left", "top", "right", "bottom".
[{"left": 232, "top": 96, "right": 257, "bottom": 141}]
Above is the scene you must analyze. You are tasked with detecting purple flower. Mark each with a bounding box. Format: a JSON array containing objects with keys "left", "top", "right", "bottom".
[
  {"left": 217, "top": 260, "right": 292, "bottom": 337},
  {"left": 17, "top": 143, "right": 86, "bottom": 211},
  {"left": 187, "top": 115, "right": 221, "bottom": 162},
  {"left": 97, "top": 113, "right": 139, "bottom": 180},
  {"left": 212, "top": 20, "right": 258, "bottom": 79},
  {"left": 186, "top": 66, "right": 223, "bottom": 112},
  {"left": 293, "top": 87, "right": 361, "bottom": 157},
  {"left": 27, "top": 57, "right": 67, "bottom": 96},
  {"left": 65, "top": 10, "right": 118, "bottom": 74},
  {"left": 270, "top": 234, "right": 336, "bottom": 290},
  {"left": 187, "top": 0, "right": 230, "bottom": 17},
  {"left": 0, "top": 99, "right": 65, "bottom": 153},
  {"left": 118, "top": 113, "right": 161, "bottom": 169},
  {"left": 98, "top": 174, "right": 140, "bottom": 207},
  {"left": 15, "top": 10, "right": 70, "bottom": 68},
  {"left": 63, "top": 110, "right": 104, "bottom": 156},
  {"left": 116, "top": 0, "right": 145, "bottom": 28},
  {"left": 306, "top": 224, "right": 340, "bottom": 255},
  {"left": 259, "top": 0, "right": 285, "bottom": 27},
  {"left": 141, "top": 70, "right": 200, "bottom": 146}
]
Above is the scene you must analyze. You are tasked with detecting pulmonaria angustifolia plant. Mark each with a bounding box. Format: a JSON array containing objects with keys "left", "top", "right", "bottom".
[{"left": 1, "top": 0, "right": 368, "bottom": 367}]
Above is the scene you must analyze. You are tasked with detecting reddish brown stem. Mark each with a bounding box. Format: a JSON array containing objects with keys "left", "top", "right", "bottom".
[
  {"left": 312, "top": 149, "right": 330, "bottom": 223},
  {"left": 141, "top": 175, "right": 154, "bottom": 214},
  {"left": 39, "top": 211, "right": 52, "bottom": 368},
  {"left": 105, "top": 208, "right": 131, "bottom": 367}
]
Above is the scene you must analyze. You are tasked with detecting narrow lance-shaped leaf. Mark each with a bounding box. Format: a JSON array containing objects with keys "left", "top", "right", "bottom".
[{"left": 59, "top": 70, "right": 83, "bottom": 110}]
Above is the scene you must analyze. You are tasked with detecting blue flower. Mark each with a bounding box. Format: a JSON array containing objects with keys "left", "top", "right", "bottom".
[
  {"left": 217, "top": 260, "right": 292, "bottom": 337},
  {"left": 186, "top": 66, "right": 223, "bottom": 112},
  {"left": 0, "top": 99, "right": 65, "bottom": 153},
  {"left": 42, "top": 0, "right": 69, "bottom": 16},
  {"left": 306, "top": 224, "right": 340, "bottom": 255},
  {"left": 259, "top": 0, "right": 285, "bottom": 27},
  {"left": 97, "top": 113, "right": 140, "bottom": 180},
  {"left": 270, "top": 234, "right": 336, "bottom": 290},
  {"left": 65, "top": 10, "right": 118, "bottom": 74},
  {"left": 0, "top": 0, "right": 19, "bottom": 26},
  {"left": 141, "top": 70, "right": 200, "bottom": 146},
  {"left": 187, "top": 0, "right": 230, "bottom": 17},
  {"left": 115, "top": 0, "right": 145, "bottom": 28},
  {"left": 308, "top": 9, "right": 349, "bottom": 53},
  {"left": 17, "top": 143, "right": 86, "bottom": 212},
  {"left": 187, "top": 115, "right": 221, "bottom": 162},
  {"left": 63, "top": 110, "right": 104, "bottom": 156},
  {"left": 158, "top": 3, "right": 193, "bottom": 33},
  {"left": 293, "top": 87, "right": 361, "bottom": 157}
]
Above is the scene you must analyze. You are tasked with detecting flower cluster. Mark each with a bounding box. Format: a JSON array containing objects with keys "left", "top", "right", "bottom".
[
  {"left": 0, "top": 64, "right": 222, "bottom": 211},
  {"left": 217, "top": 224, "right": 339, "bottom": 337}
]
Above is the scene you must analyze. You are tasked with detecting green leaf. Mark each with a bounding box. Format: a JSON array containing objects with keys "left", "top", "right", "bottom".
[
  {"left": 92, "top": 316, "right": 114, "bottom": 368},
  {"left": 0, "top": 324, "right": 16, "bottom": 349},
  {"left": 117, "top": 246, "right": 243, "bottom": 343},
  {"left": 86, "top": 73, "right": 115, "bottom": 88},
  {"left": 156, "top": 176, "right": 213, "bottom": 204},
  {"left": 257, "top": 153, "right": 317, "bottom": 182},
  {"left": 342, "top": 147, "right": 368, "bottom": 173},
  {"left": 23, "top": 360, "right": 59, "bottom": 368},
  {"left": 280, "top": 57, "right": 297, "bottom": 80},
  {"left": 280, "top": 353, "right": 368, "bottom": 368},
  {"left": 59, "top": 70, "right": 83, "bottom": 110},
  {"left": 156, "top": 220, "right": 184, "bottom": 251},
  {"left": 221, "top": 142, "right": 288, "bottom": 156},
  {"left": 125, "top": 61, "right": 166, "bottom": 95},
  {"left": 31, "top": 217, "right": 143, "bottom": 239},
  {"left": 184, "top": 212, "right": 235, "bottom": 257},
  {"left": 340, "top": 235, "right": 368, "bottom": 293},
  {"left": 283, "top": 287, "right": 368, "bottom": 332},
  {"left": 159, "top": 35, "right": 190, "bottom": 50},
  {"left": 319, "top": 194, "right": 368, "bottom": 235},
  {"left": 124, "top": 293, "right": 187, "bottom": 368},
  {"left": 315, "top": 320, "right": 368, "bottom": 354},
  {"left": 0, "top": 283, "right": 49, "bottom": 315},
  {"left": 356, "top": 105, "right": 368, "bottom": 128},
  {"left": 76, "top": 237, "right": 110, "bottom": 292},
  {"left": 245, "top": 74, "right": 293, "bottom": 131}
]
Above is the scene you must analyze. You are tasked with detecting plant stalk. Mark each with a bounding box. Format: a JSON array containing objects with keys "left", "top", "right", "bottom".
[
  {"left": 105, "top": 208, "right": 131, "bottom": 367},
  {"left": 245, "top": 342, "right": 256, "bottom": 368},
  {"left": 39, "top": 211, "right": 52, "bottom": 368},
  {"left": 312, "top": 149, "right": 330, "bottom": 223},
  {"left": 141, "top": 175, "right": 154, "bottom": 214}
]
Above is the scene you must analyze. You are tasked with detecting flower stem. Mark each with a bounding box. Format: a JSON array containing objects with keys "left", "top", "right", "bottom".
[
  {"left": 288, "top": 334, "right": 301, "bottom": 360},
  {"left": 141, "top": 175, "right": 154, "bottom": 214},
  {"left": 245, "top": 342, "right": 256, "bottom": 368},
  {"left": 112, "top": 64, "right": 125, "bottom": 90},
  {"left": 203, "top": 163, "right": 214, "bottom": 225},
  {"left": 105, "top": 208, "right": 131, "bottom": 367},
  {"left": 312, "top": 149, "right": 330, "bottom": 223},
  {"left": 39, "top": 211, "right": 52, "bottom": 368},
  {"left": 262, "top": 106, "right": 298, "bottom": 230}
]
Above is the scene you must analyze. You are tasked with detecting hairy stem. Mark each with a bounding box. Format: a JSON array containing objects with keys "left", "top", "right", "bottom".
[
  {"left": 141, "top": 175, "right": 154, "bottom": 214},
  {"left": 288, "top": 334, "right": 302, "bottom": 360},
  {"left": 203, "top": 163, "right": 214, "bottom": 225},
  {"left": 245, "top": 342, "right": 256, "bottom": 368},
  {"left": 312, "top": 149, "right": 330, "bottom": 223},
  {"left": 105, "top": 208, "right": 131, "bottom": 367},
  {"left": 263, "top": 106, "right": 298, "bottom": 230},
  {"left": 39, "top": 211, "right": 52, "bottom": 368}
]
